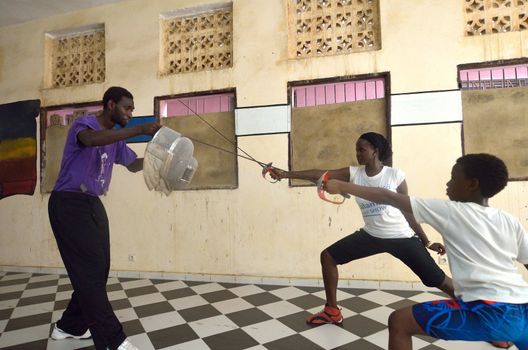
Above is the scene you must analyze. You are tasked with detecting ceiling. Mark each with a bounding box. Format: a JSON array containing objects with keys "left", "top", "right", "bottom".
[{"left": 0, "top": 0, "right": 129, "bottom": 28}]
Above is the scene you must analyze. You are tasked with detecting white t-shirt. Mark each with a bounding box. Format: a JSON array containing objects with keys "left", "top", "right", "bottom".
[
  {"left": 350, "top": 166, "right": 415, "bottom": 239},
  {"left": 411, "top": 197, "right": 528, "bottom": 303}
]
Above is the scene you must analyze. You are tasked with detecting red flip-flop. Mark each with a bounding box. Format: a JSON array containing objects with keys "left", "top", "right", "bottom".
[
  {"left": 306, "top": 305, "right": 343, "bottom": 326},
  {"left": 487, "top": 341, "right": 513, "bottom": 349}
]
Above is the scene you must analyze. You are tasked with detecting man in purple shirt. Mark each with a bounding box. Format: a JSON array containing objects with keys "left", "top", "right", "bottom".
[{"left": 48, "top": 86, "right": 160, "bottom": 350}]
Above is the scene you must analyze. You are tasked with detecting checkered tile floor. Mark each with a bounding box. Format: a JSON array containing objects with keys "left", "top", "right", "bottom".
[{"left": 0, "top": 271, "right": 514, "bottom": 350}]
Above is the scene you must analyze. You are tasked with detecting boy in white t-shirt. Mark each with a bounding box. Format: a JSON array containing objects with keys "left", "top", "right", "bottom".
[{"left": 325, "top": 153, "right": 528, "bottom": 350}]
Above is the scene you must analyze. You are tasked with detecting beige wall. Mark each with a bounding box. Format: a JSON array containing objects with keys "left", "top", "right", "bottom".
[{"left": 1, "top": 0, "right": 527, "bottom": 283}]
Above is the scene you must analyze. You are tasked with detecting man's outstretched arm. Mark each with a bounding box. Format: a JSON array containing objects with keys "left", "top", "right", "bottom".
[{"left": 78, "top": 122, "right": 160, "bottom": 147}]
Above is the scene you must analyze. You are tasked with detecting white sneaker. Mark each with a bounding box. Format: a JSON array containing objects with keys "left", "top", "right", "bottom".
[
  {"left": 117, "top": 338, "right": 139, "bottom": 350},
  {"left": 51, "top": 324, "right": 91, "bottom": 340}
]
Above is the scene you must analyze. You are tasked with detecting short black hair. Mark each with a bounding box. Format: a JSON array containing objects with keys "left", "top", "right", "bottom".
[
  {"left": 103, "top": 86, "right": 133, "bottom": 110},
  {"left": 456, "top": 153, "right": 508, "bottom": 198},
  {"left": 359, "top": 132, "right": 393, "bottom": 162}
]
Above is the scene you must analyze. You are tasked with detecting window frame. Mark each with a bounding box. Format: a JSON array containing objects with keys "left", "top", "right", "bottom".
[
  {"left": 287, "top": 72, "right": 391, "bottom": 187},
  {"left": 153, "top": 88, "right": 239, "bottom": 190}
]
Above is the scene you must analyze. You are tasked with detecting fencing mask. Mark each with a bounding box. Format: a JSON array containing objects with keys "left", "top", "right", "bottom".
[{"left": 143, "top": 126, "right": 198, "bottom": 196}]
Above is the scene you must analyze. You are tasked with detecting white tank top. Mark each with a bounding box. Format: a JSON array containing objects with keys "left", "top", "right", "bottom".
[{"left": 349, "top": 166, "right": 415, "bottom": 239}]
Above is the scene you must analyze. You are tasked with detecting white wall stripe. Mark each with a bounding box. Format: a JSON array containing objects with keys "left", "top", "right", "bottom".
[
  {"left": 391, "top": 90, "right": 463, "bottom": 125},
  {"left": 235, "top": 105, "right": 290, "bottom": 136}
]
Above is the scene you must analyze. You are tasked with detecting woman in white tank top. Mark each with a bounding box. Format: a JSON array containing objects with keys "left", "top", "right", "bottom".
[{"left": 271, "top": 132, "right": 454, "bottom": 327}]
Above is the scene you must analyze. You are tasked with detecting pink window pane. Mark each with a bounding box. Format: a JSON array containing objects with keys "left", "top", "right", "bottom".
[
  {"left": 516, "top": 66, "right": 528, "bottom": 79},
  {"left": 355, "top": 82, "right": 366, "bottom": 101},
  {"left": 295, "top": 89, "right": 306, "bottom": 107},
  {"left": 491, "top": 69, "right": 504, "bottom": 80},
  {"left": 47, "top": 105, "right": 101, "bottom": 127},
  {"left": 365, "top": 80, "right": 377, "bottom": 99},
  {"left": 466, "top": 70, "right": 480, "bottom": 81},
  {"left": 503, "top": 67, "right": 517, "bottom": 79},
  {"left": 190, "top": 98, "right": 200, "bottom": 114},
  {"left": 305, "top": 86, "right": 316, "bottom": 107},
  {"left": 324, "top": 85, "right": 336, "bottom": 104},
  {"left": 335, "top": 83, "right": 346, "bottom": 103},
  {"left": 167, "top": 101, "right": 189, "bottom": 116},
  {"left": 162, "top": 93, "right": 234, "bottom": 117},
  {"left": 194, "top": 98, "right": 204, "bottom": 113},
  {"left": 315, "top": 85, "right": 326, "bottom": 105},
  {"left": 344, "top": 82, "right": 356, "bottom": 102},
  {"left": 375, "top": 80, "right": 385, "bottom": 99},
  {"left": 219, "top": 95, "right": 231, "bottom": 112},
  {"left": 203, "top": 97, "right": 218, "bottom": 113},
  {"left": 479, "top": 70, "right": 492, "bottom": 80},
  {"left": 460, "top": 64, "right": 528, "bottom": 90},
  {"left": 292, "top": 78, "right": 385, "bottom": 108},
  {"left": 460, "top": 69, "right": 481, "bottom": 81}
]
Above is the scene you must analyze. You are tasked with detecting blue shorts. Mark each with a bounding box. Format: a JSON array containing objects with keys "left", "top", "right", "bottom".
[{"left": 412, "top": 299, "right": 528, "bottom": 350}]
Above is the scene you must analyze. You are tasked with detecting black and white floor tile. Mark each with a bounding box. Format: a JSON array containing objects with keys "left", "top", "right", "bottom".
[{"left": 0, "top": 271, "right": 515, "bottom": 350}]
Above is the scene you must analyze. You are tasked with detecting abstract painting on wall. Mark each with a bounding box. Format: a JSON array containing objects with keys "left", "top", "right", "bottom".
[{"left": 0, "top": 100, "right": 40, "bottom": 199}]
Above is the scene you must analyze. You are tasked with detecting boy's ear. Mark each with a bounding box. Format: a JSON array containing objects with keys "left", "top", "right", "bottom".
[{"left": 467, "top": 178, "right": 480, "bottom": 193}]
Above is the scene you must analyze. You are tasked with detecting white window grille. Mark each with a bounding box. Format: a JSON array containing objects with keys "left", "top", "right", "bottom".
[
  {"left": 288, "top": 0, "right": 381, "bottom": 58},
  {"left": 160, "top": 3, "right": 233, "bottom": 75},
  {"left": 464, "top": 0, "right": 528, "bottom": 36},
  {"left": 46, "top": 24, "right": 105, "bottom": 88}
]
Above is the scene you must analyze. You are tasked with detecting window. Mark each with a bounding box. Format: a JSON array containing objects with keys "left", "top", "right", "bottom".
[
  {"left": 40, "top": 103, "right": 102, "bottom": 192},
  {"left": 287, "top": 0, "right": 381, "bottom": 59},
  {"left": 45, "top": 24, "right": 105, "bottom": 88},
  {"left": 156, "top": 91, "right": 238, "bottom": 189},
  {"left": 459, "top": 63, "right": 528, "bottom": 89},
  {"left": 159, "top": 93, "right": 234, "bottom": 116},
  {"left": 464, "top": 0, "right": 528, "bottom": 36},
  {"left": 160, "top": 3, "right": 233, "bottom": 75},
  {"left": 289, "top": 75, "right": 389, "bottom": 186},
  {"left": 292, "top": 78, "right": 385, "bottom": 107},
  {"left": 459, "top": 59, "right": 528, "bottom": 180}
]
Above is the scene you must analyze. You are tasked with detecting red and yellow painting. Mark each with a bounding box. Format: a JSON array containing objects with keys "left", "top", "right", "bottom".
[{"left": 0, "top": 100, "right": 40, "bottom": 199}]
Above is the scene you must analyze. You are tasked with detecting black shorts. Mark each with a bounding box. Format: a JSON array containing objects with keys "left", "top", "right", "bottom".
[{"left": 326, "top": 229, "right": 446, "bottom": 288}]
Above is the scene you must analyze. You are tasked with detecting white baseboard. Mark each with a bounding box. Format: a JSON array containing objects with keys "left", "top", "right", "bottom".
[{"left": 0, "top": 265, "right": 437, "bottom": 292}]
